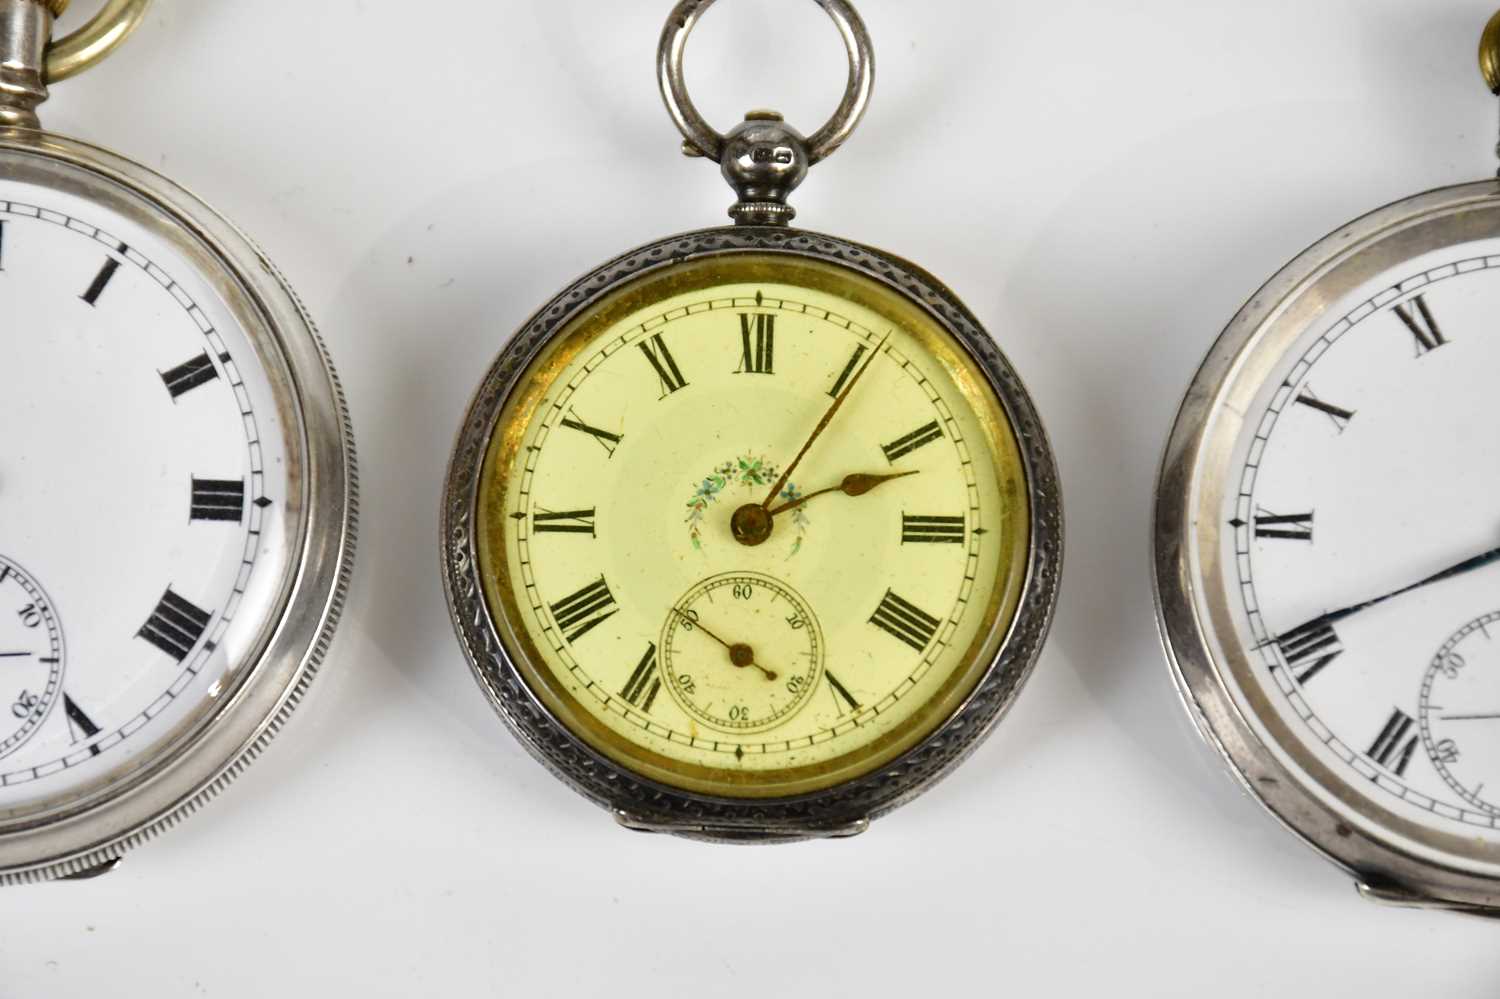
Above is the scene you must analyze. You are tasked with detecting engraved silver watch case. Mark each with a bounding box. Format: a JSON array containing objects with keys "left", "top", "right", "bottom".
[
  {"left": 0, "top": 0, "right": 356, "bottom": 882},
  {"left": 441, "top": 0, "right": 1062, "bottom": 842}
]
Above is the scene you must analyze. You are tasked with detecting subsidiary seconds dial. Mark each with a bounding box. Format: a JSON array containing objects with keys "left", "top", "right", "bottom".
[
  {"left": 660, "top": 573, "right": 824, "bottom": 734},
  {"left": 1421, "top": 612, "right": 1500, "bottom": 814},
  {"left": 0, "top": 557, "right": 63, "bottom": 760}
]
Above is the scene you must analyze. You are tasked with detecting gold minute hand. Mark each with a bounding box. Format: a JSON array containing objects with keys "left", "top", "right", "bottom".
[
  {"left": 767, "top": 470, "right": 918, "bottom": 517},
  {"left": 759, "top": 332, "right": 889, "bottom": 510}
]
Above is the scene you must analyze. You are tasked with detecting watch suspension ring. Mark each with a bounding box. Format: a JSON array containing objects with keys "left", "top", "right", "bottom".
[
  {"left": 657, "top": 0, "right": 875, "bottom": 225},
  {"left": 46, "top": 0, "right": 150, "bottom": 83}
]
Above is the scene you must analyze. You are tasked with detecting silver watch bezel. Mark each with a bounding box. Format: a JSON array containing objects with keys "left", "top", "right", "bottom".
[{"left": 442, "top": 225, "right": 1062, "bottom": 841}]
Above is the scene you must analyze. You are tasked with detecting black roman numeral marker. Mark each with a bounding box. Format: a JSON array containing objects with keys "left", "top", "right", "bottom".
[
  {"left": 1393, "top": 294, "right": 1447, "bottom": 355},
  {"left": 560, "top": 408, "right": 622, "bottom": 458},
  {"left": 869, "top": 590, "right": 941, "bottom": 653},
  {"left": 1254, "top": 509, "right": 1314, "bottom": 542},
  {"left": 882, "top": 421, "right": 944, "bottom": 463},
  {"left": 63, "top": 694, "right": 102, "bottom": 754},
  {"left": 828, "top": 344, "right": 868, "bottom": 398},
  {"left": 1368, "top": 708, "right": 1418, "bottom": 776},
  {"left": 1274, "top": 620, "right": 1343, "bottom": 684},
  {"left": 901, "top": 514, "right": 965, "bottom": 544},
  {"left": 619, "top": 642, "right": 661, "bottom": 712},
  {"left": 137, "top": 587, "right": 213, "bottom": 662},
  {"left": 736, "top": 313, "right": 775, "bottom": 374},
  {"left": 160, "top": 351, "right": 219, "bottom": 400},
  {"left": 826, "top": 670, "right": 860, "bottom": 713},
  {"left": 533, "top": 507, "right": 596, "bottom": 536},
  {"left": 639, "top": 333, "right": 688, "bottom": 398},
  {"left": 1294, "top": 388, "right": 1355, "bottom": 432},
  {"left": 550, "top": 576, "right": 618, "bottom": 643},
  {"left": 190, "top": 477, "right": 245, "bottom": 523},
  {"left": 81, "top": 253, "right": 123, "bottom": 306}
]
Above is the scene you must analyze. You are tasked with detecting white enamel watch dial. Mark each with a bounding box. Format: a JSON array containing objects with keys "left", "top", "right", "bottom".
[
  {"left": 1157, "top": 183, "right": 1500, "bottom": 913},
  {"left": 0, "top": 177, "right": 292, "bottom": 804},
  {"left": 0, "top": 134, "right": 355, "bottom": 882}
]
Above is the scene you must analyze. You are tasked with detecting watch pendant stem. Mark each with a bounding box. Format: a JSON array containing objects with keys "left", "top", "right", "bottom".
[
  {"left": 720, "top": 110, "right": 810, "bottom": 226},
  {"left": 0, "top": 0, "right": 51, "bottom": 129}
]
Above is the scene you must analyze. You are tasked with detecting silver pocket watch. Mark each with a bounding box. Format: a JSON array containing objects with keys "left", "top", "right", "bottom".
[
  {"left": 441, "top": 0, "right": 1062, "bottom": 841},
  {"left": 1155, "top": 9, "right": 1500, "bottom": 916},
  {"left": 0, "top": 0, "right": 356, "bottom": 881}
]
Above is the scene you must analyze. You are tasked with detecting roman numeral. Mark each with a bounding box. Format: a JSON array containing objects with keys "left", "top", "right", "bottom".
[
  {"left": 869, "top": 589, "right": 941, "bottom": 653},
  {"left": 63, "top": 694, "right": 102, "bottom": 755},
  {"left": 189, "top": 477, "right": 245, "bottom": 523},
  {"left": 639, "top": 333, "right": 688, "bottom": 398},
  {"left": 736, "top": 313, "right": 775, "bottom": 374},
  {"left": 81, "top": 253, "right": 123, "bottom": 306},
  {"left": 828, "top": 344, "right": 868, "bottom": 398},
  {"left": 901, "top": 514, "right": 965, "bottom": 544},
  {"left": 532, "top": 507, "right": 596, "bottom": 536},
  {"left": 826, "top": 670, "right": 860, "bottom": 713},
  {"left": 549, "top": 576, "right": 618, "bottom": 643},
  {"left": 882, "top": 421, "right": 944, "bottom": 463},
  {"left": 0, "top": 220, "right": 8, "bottom": 270},
  {"left": 559, "top": 408, "right": 622, "bottom": 457},
  {"left": 1294, "top": 388, "right": 1355, "bottom": 432},
  {"left": 1254, "top": 509, "right": 1314, "bottom": 542},
  {"left": 1367, "top": 708, "right": 1418, "bottom": 776},
  {"left": 160, "top": 351, "right": 219, "bottom": 400},
  {"left": 619, "top": 642, "right": 661, "bottom": 711},
  {"left": 1393, "top": 295, "right": 1447, "bottom": 355},
  {"left": 1274, "top": 620, "right": 1343, "bottom": 684},
  {"left": 137, "top": 587, "right": 213, "bottom": 662}
]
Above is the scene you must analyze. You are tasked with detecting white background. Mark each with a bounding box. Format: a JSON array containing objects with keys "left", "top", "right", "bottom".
[{"left": 4, "top": 0, "right": 1498, "bottom": 994}]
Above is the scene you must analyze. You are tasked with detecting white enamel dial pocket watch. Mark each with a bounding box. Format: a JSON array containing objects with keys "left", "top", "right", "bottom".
[
  {"left": 0, "top": 0, "right": 356, "bottom": 881},
  {"left": 442, "top": 0, "right": 1062, "bottom": 841},
  {"left": 1155, "top": 12, "right": 1500, "bottom": 915}
]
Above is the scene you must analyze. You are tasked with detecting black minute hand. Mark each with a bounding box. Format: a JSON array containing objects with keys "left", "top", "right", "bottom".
[{"left": 1280, "top": 542, "right": 1500, "bottom": 639}]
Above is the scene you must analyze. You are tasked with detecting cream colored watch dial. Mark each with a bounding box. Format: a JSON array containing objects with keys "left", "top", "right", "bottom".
[{"left": 477, "top": 254, "right": 1028, "bottom": 798}]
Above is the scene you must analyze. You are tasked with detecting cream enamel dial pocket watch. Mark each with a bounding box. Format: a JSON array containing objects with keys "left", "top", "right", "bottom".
[
  {"left": 442, "top": 0, "right": 1062, "bottom": 841},
  {"left": 0, "top": 0, "right": 355, "bottom": 881},
  {"left": 1155, "top": 12, "right": 1500, "bottom": 915}
]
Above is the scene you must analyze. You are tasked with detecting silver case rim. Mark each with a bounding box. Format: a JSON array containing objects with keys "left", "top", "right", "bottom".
[
  {"left": 1154, "top": 179, "right": 1500, "bottom": 913},
  {"left": 441, "top": 225, "right": 1063, "bottom": 841},
  {"left": 0, "top": 129, "right": 358, "bottom": 883}
]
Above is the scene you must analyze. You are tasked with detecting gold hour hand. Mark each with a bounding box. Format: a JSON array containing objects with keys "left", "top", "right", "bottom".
[
  {"left": 767, "top": 470, "right": 918, "bottom": 517},
  {"left": 670, "top": 607, "right": 777, "bottom": 680}
]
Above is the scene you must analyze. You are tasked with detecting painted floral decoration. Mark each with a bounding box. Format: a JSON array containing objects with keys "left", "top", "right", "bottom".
[{"left": 686, "top": 453, "right": 810, "bottom": 557}]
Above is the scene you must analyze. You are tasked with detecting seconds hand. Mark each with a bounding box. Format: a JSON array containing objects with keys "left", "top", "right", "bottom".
[
  {"left": 1277, "top": 541, "right": 1500, "bottom": 641},
  {"left": 670, "top": 607, "right": 776, "bottom": 681}
]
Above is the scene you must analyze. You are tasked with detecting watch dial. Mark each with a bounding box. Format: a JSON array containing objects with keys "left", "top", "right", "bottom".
[
  {"left": 0, "top": 173, "right": 295, "bottom": 817},
  {"left": 474, "top": 253, "right": 1030, "bottom": 798},
  {"left": 1203, "top": 239, "right": 1500, "bottom": 858}
]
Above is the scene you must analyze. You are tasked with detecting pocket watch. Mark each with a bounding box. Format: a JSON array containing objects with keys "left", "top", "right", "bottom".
[
  {"left": 0, "top": 0, "right": 356, "bottom": 881},
  {"left": 1154, "top": 11, "right": 1500, "bottom": 915},
  {"left": 442, "top": 0, "right": 1062, "bottom": 841}
]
